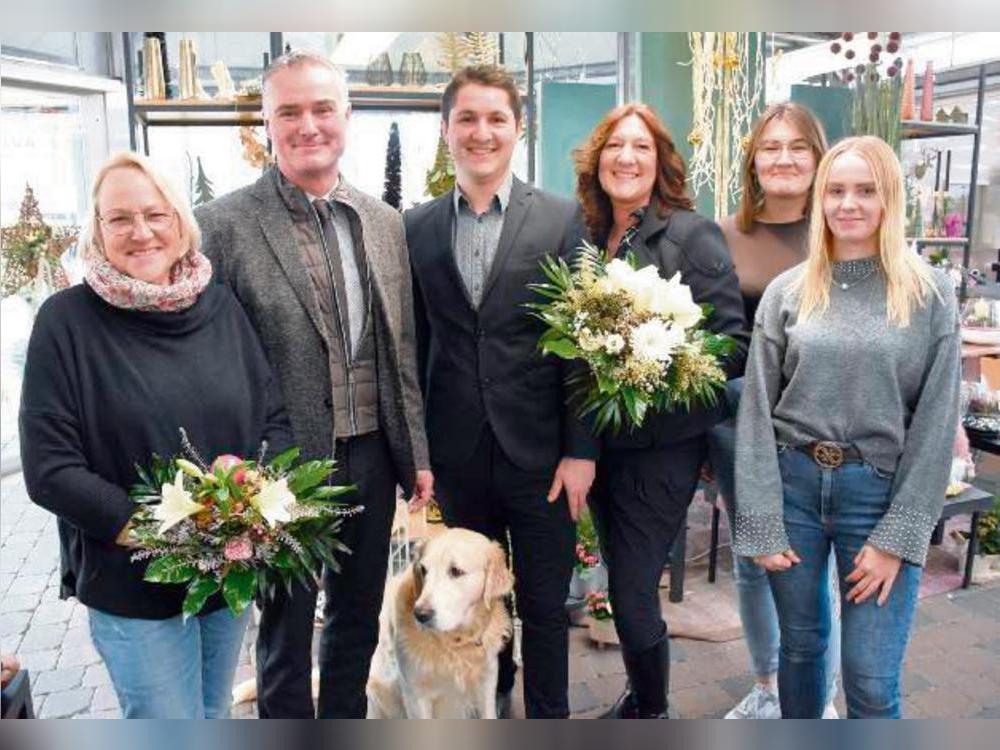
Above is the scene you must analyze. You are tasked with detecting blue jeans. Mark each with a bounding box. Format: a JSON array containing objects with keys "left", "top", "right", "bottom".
[
  {"left": 707, "top": 379, "right": 840, "bottom": 705},
  {"left": 768, "top": 448, "right": 922, "bottom": 719},
  {"left": 88, "top": 605, "right": 250, "bottom": 719}
]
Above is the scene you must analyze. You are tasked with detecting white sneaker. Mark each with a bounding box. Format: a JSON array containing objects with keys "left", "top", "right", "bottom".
[
  {"left": 724, "top": 684, "right": 781, "bottom": 719},
  {"left": 822, "top": 702, "right": 839, "bottom": 719}
]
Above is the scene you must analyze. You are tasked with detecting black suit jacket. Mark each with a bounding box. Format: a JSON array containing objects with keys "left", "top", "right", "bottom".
[
  {"left": 601, "top": 206, "right": 749, "bottom": 453},
  {"left": 405, "top": 177, "right": 599, "bottom": 471}
]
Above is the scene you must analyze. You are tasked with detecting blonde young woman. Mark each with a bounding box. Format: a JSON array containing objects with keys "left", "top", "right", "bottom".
[
  {"left": 734, "top": 136, "right": 959, "bottom": 719},
  {"left": 20, "top": 152, "right": 292, "bottom": 718},
  {"left": 707, "top": 102, "right": 841, "bottom": 719}
]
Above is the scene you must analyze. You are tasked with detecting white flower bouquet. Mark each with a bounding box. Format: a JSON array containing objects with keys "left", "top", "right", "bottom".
[
  {"left": 127, "top": 430, "right": 359, "bottom": 618},
  {"left": 528, "top": 243, "right": 735, "bottom": 434}
]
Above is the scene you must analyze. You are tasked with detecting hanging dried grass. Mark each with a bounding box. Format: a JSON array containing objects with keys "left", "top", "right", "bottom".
[{"left": 686, "top": 33, "right": 765, "bottom": 220}]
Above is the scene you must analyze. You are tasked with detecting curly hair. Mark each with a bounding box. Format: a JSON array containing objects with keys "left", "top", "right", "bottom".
[{"left": 573, "top": 103, "right": 693, "bottom": 245}]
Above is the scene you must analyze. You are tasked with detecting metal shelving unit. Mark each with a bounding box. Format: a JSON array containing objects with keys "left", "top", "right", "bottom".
[{"left": 902, "top": 63, "right": 987, "bottom": 297}]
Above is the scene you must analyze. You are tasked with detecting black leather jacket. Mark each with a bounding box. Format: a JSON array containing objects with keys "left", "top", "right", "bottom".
[{"left": 601, "top": 206, "right": 749, "bottom": 453}]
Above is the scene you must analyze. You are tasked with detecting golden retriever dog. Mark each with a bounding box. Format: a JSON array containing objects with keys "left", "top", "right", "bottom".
[{"left": 366, "top": 527, "right": 514, "bottom": 719}]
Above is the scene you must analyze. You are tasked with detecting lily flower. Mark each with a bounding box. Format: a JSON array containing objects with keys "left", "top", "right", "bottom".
[
  {"left": 252, "top": 477, "right": 297, "bottom": 527},
  {"left": 154, "top": 471, "right": 204, "bottom": 534}
]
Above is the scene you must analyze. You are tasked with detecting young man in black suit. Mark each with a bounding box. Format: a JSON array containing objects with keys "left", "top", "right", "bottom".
[{"left": 405, "top": 65, "right": 598, "bottom": 719}]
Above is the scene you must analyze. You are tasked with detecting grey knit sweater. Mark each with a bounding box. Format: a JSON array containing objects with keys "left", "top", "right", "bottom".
[{"left": 733, "top": 259, "right": 960, "bottom": 566}]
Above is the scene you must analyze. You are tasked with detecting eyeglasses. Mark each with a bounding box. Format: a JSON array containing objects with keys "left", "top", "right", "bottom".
[
  {"left": 98, "top": 209, "right": 176, "bottom": 236},
  {"left": 756, "top": 142, "right": 814, "bottom": 163}
]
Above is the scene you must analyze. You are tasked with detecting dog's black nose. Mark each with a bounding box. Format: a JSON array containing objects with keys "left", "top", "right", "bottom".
[{"left": 413, "top": 606, "right": 433, "bottom": 625}]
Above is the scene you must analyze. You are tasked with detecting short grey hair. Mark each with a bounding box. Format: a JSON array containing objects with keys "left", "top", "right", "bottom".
[
  {"left": 262, "top": 50, "right": 349, "bottom": 115},
  {"left": 81, "top": 151, "right": 201, "bottom": 260}
]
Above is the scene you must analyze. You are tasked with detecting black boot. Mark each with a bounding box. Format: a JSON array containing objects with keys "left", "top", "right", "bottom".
[{"left": 600, "top": 635, "right": 670, "bottom": 719}]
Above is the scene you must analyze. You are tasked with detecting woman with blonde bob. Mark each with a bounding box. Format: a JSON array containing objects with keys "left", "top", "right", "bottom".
[
  {"left": 20, "top": 152, "right": 292, "bottom": 718},
  {"left": 734, "top": 136, "right": 959, "bottom": 718}
]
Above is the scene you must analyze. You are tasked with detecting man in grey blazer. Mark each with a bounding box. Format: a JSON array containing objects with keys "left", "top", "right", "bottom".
[
  {"left": 196, "top": 51, "right": 433, "bottom": 719},
  {"left": 406, "top": 66, "right": 598, "bottom": 718}
]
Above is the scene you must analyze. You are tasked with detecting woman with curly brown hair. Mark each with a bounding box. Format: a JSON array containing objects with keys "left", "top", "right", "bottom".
[{"left": 574, "top": 103, "right": 748, "bottom": 718}]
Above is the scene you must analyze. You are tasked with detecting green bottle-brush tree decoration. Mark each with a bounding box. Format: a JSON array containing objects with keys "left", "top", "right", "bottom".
[
  {"left": 382, "top": 122, "right": 402, "bottom": 210},
  {"left": 193, "top": 157, "right": 215, "bottom": 207}
]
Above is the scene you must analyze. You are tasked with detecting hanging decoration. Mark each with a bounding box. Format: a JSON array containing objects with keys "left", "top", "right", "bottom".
[
  {"left": 1, "top": 184, "right": 76, "bottom": 302},
  {"left": 238, "top": 126, "right": 273, "bottom": 170},
  {"left": 686, "top": 32, "right": 766, "bottom": 220}
]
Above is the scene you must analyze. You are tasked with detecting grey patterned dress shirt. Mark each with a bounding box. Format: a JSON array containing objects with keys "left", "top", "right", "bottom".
[{"left": 452, "top": 172, "right": 513, "bottom": 307}]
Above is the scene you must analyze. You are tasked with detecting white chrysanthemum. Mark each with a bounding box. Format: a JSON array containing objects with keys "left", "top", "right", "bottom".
[
  {"left": 604, "top": 334, "right": 625, "bottom": 354},
  {"left": 252, "top": 477, "right": 297, "bottom": 527},
  {"left": 630, "top": 320, "right": 685, "bottom": 363},
  {"left": 649, "top": 272, "right": 702, "bottom": 329},
  {"left": 604, "top": 258, "right": 635, "bottom": 293},
  {"left": 154, "top": 471, "right": 204, "bottom": 534}
]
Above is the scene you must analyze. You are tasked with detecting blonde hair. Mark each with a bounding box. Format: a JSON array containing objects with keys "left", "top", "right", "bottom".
[
  {"left": 736, "top": 102, "right": 828, "bottom": 233},
  {"left": 81, "top": 152, "right": 201, "bottom": 260},
  {"left": 794, "top": 135, "right": 939, "bottom": 327}
]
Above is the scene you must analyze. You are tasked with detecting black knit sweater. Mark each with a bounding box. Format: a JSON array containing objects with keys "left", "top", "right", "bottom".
[{"left": 19, "top": 283, "right": 293, "bottom": 619}]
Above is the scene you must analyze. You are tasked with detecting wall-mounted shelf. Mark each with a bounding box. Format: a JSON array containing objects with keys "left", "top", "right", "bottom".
[
  {"left": 900, "top": 120, "right": 980, "bottom": 140},
  {"left": 910, "top": 237, "right": 971, "bottom": 247},
  {"left": 131, "top": 86, "right": 445, "bottom": 129}
]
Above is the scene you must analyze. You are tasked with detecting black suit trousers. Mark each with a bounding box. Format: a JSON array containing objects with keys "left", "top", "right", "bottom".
[
  {"left": 435, "top": 425, "right": 575, "bottom": 719},
  {"left": 588, "top": 437, "right": 706, "bottom": 653},
  {"left": 255, "top": 431, "right": 396, "bottom": 718}
]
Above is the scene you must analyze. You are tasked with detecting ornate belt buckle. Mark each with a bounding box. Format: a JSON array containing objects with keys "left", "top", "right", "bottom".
[{"left": 812, "top": 441, "right": 844, "bottom": 469}]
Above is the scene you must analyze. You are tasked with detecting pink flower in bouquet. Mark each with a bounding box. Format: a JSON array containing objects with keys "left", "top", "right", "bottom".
[
  {"left": 224, "top": 536, "right": 254, "bottom": 561},
  {"left": 212, "top": 454, "right": 247, "bottom": 484}
]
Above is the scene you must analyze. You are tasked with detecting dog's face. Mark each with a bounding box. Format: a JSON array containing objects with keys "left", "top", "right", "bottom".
[{"left": 411, "top": 528, "right": 513, "bottom": 632}]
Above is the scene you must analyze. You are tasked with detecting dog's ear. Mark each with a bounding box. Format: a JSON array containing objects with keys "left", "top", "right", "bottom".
[
  {"left": 483, "top": 542, "right": 514, "bottom": 607},
  {"left": 411, "top": 539, "right": 426, "bottom": 595}
]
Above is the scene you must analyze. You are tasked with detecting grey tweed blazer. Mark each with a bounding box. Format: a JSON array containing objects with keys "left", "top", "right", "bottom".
[{"left": 195, "top": 168, "right": 429, "bottom": 491}]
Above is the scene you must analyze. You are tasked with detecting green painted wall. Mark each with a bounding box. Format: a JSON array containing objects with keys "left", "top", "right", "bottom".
[
  {"left": 638, "top": 32, "right": 712, "bottom": 216},
  {"left": 790, "top": 83, "right": 852, "bottom": 145},
  {"left": 538, "top": 80, "right": 616, "bottom": 199}
]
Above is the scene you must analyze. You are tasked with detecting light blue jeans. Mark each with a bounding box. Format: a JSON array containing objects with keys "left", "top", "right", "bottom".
[
  {"left": 88, "top": 605, "right": 250, "bottom": 719},
  {"left": 706, "top": 379, "right": 840, "bottom": 705},
  {"left": 768, "top": 448, "right": 921, "bottom": 718}
]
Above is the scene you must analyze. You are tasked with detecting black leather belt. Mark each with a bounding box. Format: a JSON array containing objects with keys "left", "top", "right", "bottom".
[{"left": 798, "top": 441, "right": 862, "bottom": 469}]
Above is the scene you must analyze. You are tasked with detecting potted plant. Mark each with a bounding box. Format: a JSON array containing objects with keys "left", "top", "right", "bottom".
[
  {"left": 951, "top": 498, "right": 1000, "bottom": 583},
  {"left": 586, "top": 590, "right": 618, "bottom": 646}
]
